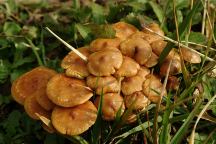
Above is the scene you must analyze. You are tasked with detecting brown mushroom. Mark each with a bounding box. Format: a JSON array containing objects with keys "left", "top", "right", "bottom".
[
  {"left": 86, "top": 75, "right": 120, "bottom": 95},
  {"left": 47, "top": 74, "right": 93, "bottom": 107},
  {"left": 11, "top": 66, "right": 57, "bottom": 105},
  {"left": 120, "top": 37, "right": 152, "bottom": 65},
  {"left": 180, "top": 47, "right": 201, "bottom": 63},
  {"left": 51, "top": 101, "right": 97, "bottom": 136},
  {"left": 87, "top": 49, "right": 123, "bottom": 76},
  {"left": 121, "top": 67, "right": 150, "bottom": 95},
  {"left": 94, "top": 93, "right": 125, "bottom": 121},
  {"left": 151, "top": 40, "right": 167, "bottom": 56},
  {"left": 115, "top": 56, "right": 140, "bottom": 78},
  {"left": 24, "top": 94, "right": 50, "bottom": 120},
  {"left": 142, "top": 23, "right": 164, "bottom": 36},
  {"left": 143, "top": 52, "right": 159, "bottom": 68},
  {"left": 142, "top": 74, "right": 167, "bottom": 103},
  {"left": 166, "top": 76, "right": 179, "bottom": 91},
  {"left": 160, "top": 59, "right": 182, "bottom": 76},
  {"left": 124, "top": 91, "right": 150, "bottom": 112},
  {"left": 126, "top": 114, "right": 137, "bottom": 124},
  {"left": 112, "top": 22, "right": 138, "bottom": 41},
  {"left": 90, "top": 38, "right": 121, "bottom": 52},
  {"left": 61, "top": 47, "right": 91, "bottom": 79}
]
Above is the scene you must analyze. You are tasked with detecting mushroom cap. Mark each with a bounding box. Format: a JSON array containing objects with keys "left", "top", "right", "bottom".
[
  {"left": 61, "top": 47, "right": 90, "bottom": 79},
  {"left": 36, "top": 90, "right": 56, "bottom": 111},
  {"left": 112, "top": 22, "right": 138, "bottom": 41},
  {"left": 160, "top": 59, "right": 182, "bottom": 76},
  {"left": 142, "top": 74, "right": 167, "bottom": 103},
  {"left": 142, "top": 23, "right": 164, "bottom": 36},
  {"left": 24, "top": 94, "right": 50, "bottom": 120},
  {"left": 51, "top": 101, "right": 97, "bottom": 136},
  {"left": 11, "top": 66, "right": 57, "bottom": 105},
  {"left": 144, "top": 52, "right": 159, "bottom": 68},
  {"left": 151, "top": 40, "right": 167, "bottom": 56},
  {"left": 90, "top": 38, "right": 121, "bottom": 52},
  {"left": 47, "top": 74, "right": 93, "bottom": 107},
  {"left": 115, "top": 56, "right": 140, "bottom": 77},
  {"left": 166, "top": 76, "right": 179, "bottom": 91},
  {"left": 124, "top": 91, "right": 150, "bottom": 112},
  {"left": 120, "top": 37, "right": 152, "bottom": 65},
  {"left": 126, "top": 114, "right": 137, "bottom": 124},
  {"left": 121, "top": 67, "right": 150, "bottom": 96},
  {"left": 87, "top": 49, "right": 123, "bottom": 76},
  {"left": 130, "top": 31, "right": 163, "bottom": 44},
  {"left": 86, "top": 75, "right": 120, "bottom": 95},
  {"left": 94, "top": 93, "right": 125, "bottom": 121},
  {"left": 180, "top": 47, "right": 201, "bottom": 63}
]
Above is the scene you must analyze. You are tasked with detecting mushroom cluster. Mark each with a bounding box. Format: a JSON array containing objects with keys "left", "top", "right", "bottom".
[{"left": 11, "top": 22, "right": 201, "bottom": 136}]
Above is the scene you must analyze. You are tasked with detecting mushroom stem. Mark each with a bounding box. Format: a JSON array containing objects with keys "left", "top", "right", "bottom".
[
  {"left": 45, "top": 27, "right": 88, "bottom": 61},
  {"left": 143, "top": 26, "right": 215, "bottom": 62}
]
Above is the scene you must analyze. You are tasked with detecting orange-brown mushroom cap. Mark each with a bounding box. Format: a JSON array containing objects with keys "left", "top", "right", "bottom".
[
  {"left": 115, "top": 56, "right": 140, "bottom": 77},
  {"left": 86, "top": 75, "right": 120, "bottom": 95},
  {"left": 87, "top": 49, "right": 123, "bottom": 76},
  {"left": 160, "top": 59, "right": 182, "bottom": 76},
  {"left": 11, "top": 66, "right": 57, "bottom": 105},
  {"left": 47, "top": 74, "right": 93, "bottom": 107},
  {"left": 142, "top": 23, "right": 164, "bottom": 36},
  {"left": 144, "top": 52, "right": 159, "bottom": 68},
  {"left": 120, "top": 37, "right": 152, "bottom": 65},
  {"left": 94, "top": 93, "right": 125, "bottom": 121},
  {"left": 112, "top": 22, "right": 138, "bottom": 41},
  {"left": 61, "top": 47, "right": 90, "bottom": 79},
  {"left": 24, "top": 94, "right": 50, "bottom": 120},
  {"left": 180, "top": 47, "right": 201, "bottom": 63},
  {"left": 142, "top": 75, "right": 167, "bottom": 103},
  {"left": 51, "top": 101, "right": 97, "bottom": 136}
]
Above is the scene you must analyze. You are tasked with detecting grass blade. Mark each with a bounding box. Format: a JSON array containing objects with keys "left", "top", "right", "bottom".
[{"left": 148, "top": 1, "right": 164, "bottom": 24}]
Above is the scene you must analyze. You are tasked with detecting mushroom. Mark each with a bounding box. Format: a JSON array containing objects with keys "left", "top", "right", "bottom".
[
  {"left": 115, "top": 56, "right": 140, "bottom": 78},
  {"left": 180, "top": 47, "right": 201, "bottom": 63},
  {"left": 121, "top": 67, "right": 150, "bottom": 95},
  {"left": 142, "top": 23, "right": 164, "bottom": 36},
  {"left": 166, "top": 76, "right": 179, "bottom": 91},
  {"left": 151, "top": 40, "right": 167, "bottom": 56},
  {"left": 51, "top": 101, "right": 97, "bottom": 136},
  {"left": 61, "top": 47, "right": 91, "bottom": 79},
  {"left": 11, "top": 66, "right": 57, "bottom": 105},
  {"left": 86, "top": 75, "right": 120, "bottom": 95},
  {"left": 87, "top": 49, "right": 123, "bottom": 76},
  {"left": 124, "top": 91, "right": 150, "bottom": 112},
  {"left": 120, "top": 37, "right": 152, "bottom": 65},
  {"left": 112, "top": 22, "right": 138, "bottom": 41},
  {"left": 47, "top": 74, "right": 93, "bottom": 107},
  {"left": 143, "top": 52, "right": 159, "bottom": 68},
  {"left": 142, "top": 74, "right": 167, "bottom": 103},
  {"left": 160, "top": 59, "right": 182, "bottom": 76},
  {"left": 94, "top": 93, "right": 125, "bottom": 121},
  {"left": 24, "top": 94, "right": 50, "bottom": 120},
  {"left": 90, "top": 38, "right": 121, "bottom": 52},
  {"left": 126, "top": 114, "right": 137, "bottom": 124}
]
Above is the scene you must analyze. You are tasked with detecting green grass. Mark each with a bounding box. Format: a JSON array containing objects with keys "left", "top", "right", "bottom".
[{"left": 0, "top": 0, "right": 216, "bottom": 144}]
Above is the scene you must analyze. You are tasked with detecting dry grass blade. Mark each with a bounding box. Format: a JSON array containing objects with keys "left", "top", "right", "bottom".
[
  {"left": 45, "top": 27, "right": 88, "bottom": 61},
  {"left": 35, "top": 113, "right": 52, "bottom": 127}
]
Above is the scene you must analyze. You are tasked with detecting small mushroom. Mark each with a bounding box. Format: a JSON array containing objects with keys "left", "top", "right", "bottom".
[
  {"left": 129, "top": 31, "right": 162, "bottom": 44},
  {"left": 24, "top": 94, "right": 50, "bottom": 120},
  {"left": 120, "top": 37, "right": 152, "bottom": 65},
  {"left": 112, "top": 22, "right": 138, "bottom": 41},
  {"left": 121, "top": 67, "right": 150, "bottom": 95},
  {"left": 11, "top": 66, "right": 57, "bottom": 105},
  {"left": 94, "top": 93, "right": 125, "bottom": 121},
  {"left": 143, "top": 52, "right": 159, "bottom": 68},
  {"left": 47, "top": 74, "right": 93, "bottom": 107},
  {"left": 51, "top": 101, "right": 97, "bottom": 136},
  {"left": 86, "top": 75, "right": 120, "bottom": 95},
  {"left": 180, "top": 47, "right": 201, "bottom": 63},
  {"left": 166, "top": 76, "right": 179, "bottom": 91},
  {"left": 160, "top": 59, "right": 182, "bottom": 76},
  {"left": 90, "top": 38, "right": 121, "bottom": 52},
  {"left": 142, "top": 23, "right": 164, "bottom": 36},
  {"left": 142, "top": 74, "right": 167, "bottom": 103},
  {"left": 87, "top": 49, "right": 123, "bottom": 76},
  {"left": 61, "top": 47, "right": 90, "bottom": 79},
  {"left": 126, "top": 114, "right": 137, "bottom": 124},
  {"left": 151, "top": 40, "right": 167, "bottom": 56},
  {"left": 115, "top": 56, "right": 140, "bottom": 78},
  {"left": 124, "top": 91, "right": 150, "bottom": 112}
]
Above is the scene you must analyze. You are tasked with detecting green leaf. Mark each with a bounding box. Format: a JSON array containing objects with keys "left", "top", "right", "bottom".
[
  {"left": 189, "top": 32, "right": 207, "bottom": 44},
  {"left": 148, "top": 1, "right": 164, "bottom": 23},
  {"left": 3, "top": 22, "right": 21, "bottom": 36},
  {"left": 0, "top": 60, "right": 11, "bottom": 83},
  {"left": 12, "top": 57, "right": 35, "bottom": 68},
  {"left": 75, "top": 24, "right": 92, "bottom": 43},
  {"left": 22, "top": 26, "right": 38, "bottom": 39},
  {"left": 91, "top": 3, "right": 105, "bottom": 24},
  {"left": 6, "top": 0, "right": 18, "bottom": 14},
  {"left": 88, "top": 24, "right": 116, "bottom": 39}
]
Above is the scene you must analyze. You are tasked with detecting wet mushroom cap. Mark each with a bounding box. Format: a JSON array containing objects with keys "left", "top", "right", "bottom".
[
  {"left": 160, "top": 59, "right": 182, "bottom": 76},
  {"left": 51, "top": 101, "right": 97, "bottom": 136},
  {"left": 124, "top": 91, "right": 150, "bottom": 112},
  {"left": 61, "top": 47, "right": 90, "bottom": 79},
  {"left": 87, "top": 49, "right": 123, "bottom": 76},
  {"left": 47, "top": 74, "right": 93, "bottom": 107},
  {"left": 86, "top": 75, "right": 120, "bottom": 95},
  {"left": 94, "top": 93, "right": 125, "bottom": 121},
  {"left": 36, "top": 90, "right": 56, "bottom": 111},
  {"left": 142, "top": 75, "right": 167, "bottom": 103},
  {"left": 24, "top": 94, "right": 50, "bottom": 120},
  {"left": 151, "top": 40, "right": 167, "bottom": 56},
  {"left": 166, "top": 76, "right": 179, "bottom": 91},
  {"left": 90, "top": 38, "right": 121, "bottom": 52},
  {"left": 112, "top": 22, "right": 138, "bottom": 41},
  {"left": 11, "top": 66, "right": 57, "bottom": 105},
  {"left": 120, "top": 37, "right": 152, "bottom": 65},
  {"left": 180, "top": 47, "right": 201, "bottom": 63},
  {"left": 142, "top": 23, "right": 164, "bottom": 36},
  {"left": 115, "top": 56, "right": 140, "bottom": 77},
  {"left": 144, "top": 52, "right": 159, "bottom": 68}
]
